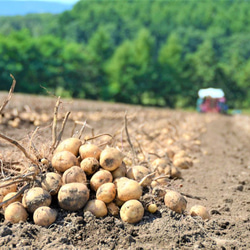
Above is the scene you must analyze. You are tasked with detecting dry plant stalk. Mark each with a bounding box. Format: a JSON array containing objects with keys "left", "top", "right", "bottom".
[
  {"left": 0, "top": 74, "right": 16, "bottom": 114},
  {"left": 51, "top": 96, "right": 61, "bottom": 149}
]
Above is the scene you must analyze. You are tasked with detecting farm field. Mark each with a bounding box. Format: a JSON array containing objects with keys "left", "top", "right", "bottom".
[{"left": 0, "top": 93, "right": 250, "bottom": 249}]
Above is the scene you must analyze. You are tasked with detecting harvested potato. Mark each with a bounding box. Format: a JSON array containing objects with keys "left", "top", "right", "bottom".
[
  {"left": 114, "top": 197, "right": 125, "bottom": 207},
  {"left": 55, "top": 138, "right": 82, "bottom": 156},
  {"left": 4, "top": 202, "right": 28, "bottom": 223},
  {"left": 99, "top": 147, "right": 124, "bottom": 171},
  {"left": 173, "top": 157, "right": 193, "bottom": 169},
  {"left": 164, "top": 166, "right": 182, "bottom": 179},
  {"left": 111, "top": 162, "right": 127, "bottom": 179},
  {"left": 90, "top": 169, "right": 113, "bottom": 191},
  {"left": 107, "top": 202, "right": 119, "bottom": 216},
  {"left": 22, "top": 187, "right": 51, "bottom": 213},
  {"left": 62, "top": 166, "right": 87, "bottom": 184},
  {"left": 151, "top": 176, "right": 169, "bottom": 188},
  {"left": 80, "top": 157, "right": 100, "bottom": 175},
  {"left": 114, "top": 177, "right": 142, "bottom": 202},
  {"left": 33, "top": 206, "right": 57, "bottom": 227},
  {"left": 52, "top": 151, "right": 78, "bottom": 172},
  {"left": 0, "top": 181, "right": 17, "bottom": 202},
  {"left": 120, "top": 199, "right": 144, "bottom": 224},
  {"left": 84, "top": 199, "right": 107, "bottom": 218},
  {"left": 96, "top": 183, "right": 116, "bottom": 203},
  {"left": 41, "top": 172, "right": 62, "bottom": 195},
  {"left": 58, "top": 183, "right": 89, "bottom": 211},
  {"left": 190, "top": 205, "right": 211, "bottom": 220},
  {"left": 164, "top": 190, "right": 187, "bottom": 214},
  {"left": 126, "top": 165, "right": 151, "bottom": 184},
  {"left": 173, "top": 150, "right": 188, "bottom": 161},
  {"left": 2, "top": 192, "right": 22, "bottom": 210},
  {"left": 147, "top": 203, "right": 158, "bottom": 213},
  {"left": 152, "top": 186, "right": 166, "bottom": 198},
  {"left": 79, "top": 144, "right": 101, "bottom": 160}
]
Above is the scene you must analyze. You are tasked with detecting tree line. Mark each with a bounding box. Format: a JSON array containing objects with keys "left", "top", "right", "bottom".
[{"left": 0, "top": 0, "right": 250, "bottom": 108}]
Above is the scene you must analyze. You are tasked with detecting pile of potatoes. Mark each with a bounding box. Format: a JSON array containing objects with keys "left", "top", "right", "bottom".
[{"left": 1, "top": 137, "right": 209, "bottom": 227}]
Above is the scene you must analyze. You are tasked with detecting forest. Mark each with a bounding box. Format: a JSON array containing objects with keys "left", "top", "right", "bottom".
[{"left": 0, "top": 0, "right": 250, "bottom": 109}]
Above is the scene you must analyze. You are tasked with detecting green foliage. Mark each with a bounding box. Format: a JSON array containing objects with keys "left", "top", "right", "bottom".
[{"left": 0, "top": 0, "right": 250, "bottom": 108}]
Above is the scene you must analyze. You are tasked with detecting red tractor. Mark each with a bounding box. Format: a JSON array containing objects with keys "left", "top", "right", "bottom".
[{"left": 196, "top": 88, "right": 228, "bottom": 114}]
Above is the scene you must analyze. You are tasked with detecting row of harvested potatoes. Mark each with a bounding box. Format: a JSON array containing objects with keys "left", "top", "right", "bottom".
[{"left": 0, "top": 137, "right": 210, "bottom": 227}]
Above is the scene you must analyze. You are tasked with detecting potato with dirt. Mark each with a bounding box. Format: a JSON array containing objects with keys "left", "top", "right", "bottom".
[
  {"left": 41, "top": 172, "right": 62, "bottom": 195},
  {"left": 90, "top": 169, "right": 113, "bottom": 191},
  {"left": 55, "top": 137, "right": 82, "bottom": 156},
  {"left": 80, "top": 157, "right": 100, "bottom": 175},
  {"left": 52, "top": 150, "right": 79, "bottom": 172},
  {"left": 190, "top": 205, "right": 211, "bottom": 220},
  {"left": 99, "top": 147, "right": 124, "bottom": 171},
  {"left": 164, "top": 189, "right": 187, "bottom": 214},
  {"left": 58, "top": 182, "right": 89, "bottom": 211},
  {"left": 4, "top": 202, "right": 28, "bottom": 223},
  {"left": 33, "top": 206, "right": 57, "bottom": 227},
  {"left": 62, "top": 166, "right": 87, "bottom": 184},
  {"left": 96, "top": 182, "right": 116, "bottom": 203},
  {"left": 22, "top": 187, "right": 52, "bottom": 213},
  {"left": 114, "top": 177, "right": 142, "bottom": 202},
  {"left": 84, "top": 199, "right": 108, "bottom": 218},
  {"left": 120, "top": 199, "right": 144, "bottom": 224},
  {"left": 79, "top": 143, "right": 102, "bottom": 160}
]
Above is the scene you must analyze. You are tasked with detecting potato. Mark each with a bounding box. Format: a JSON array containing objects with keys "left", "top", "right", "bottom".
[
  {"left": 2, "top": 192, "right": 22, "bottom": 210},
  {"left": 99, "top": 147, "right": 124, "bottom": 171},
  {"left": 96, "top": 183, "right": 116, "bottom": 203},
  {"left": 84, "top": 199, "right": 107, "bottom": 218},
  {"left": 55, "top": 138, "right": 82, "bottom": 156},
  {"left": 190, "top": 205, "right": 211, "bottom": 220},
  {"left": 0, "top": 181, "right": 17, "bottom": 202},
  {"left": 33, "top": 206, "right": 57, "bottom": 227},
  {"left": 114, "top": 197, "right": 125, "bottom": 207},
  {"left": 41, "top": 172, "right": 62, "bottom": 195},
  {"left": 126, "top": 165, "right": 151, "bottom": 183},
  {"left": 164, "top": 190, "right": 187, "bottom": 214},
  {"left": 4, "top": 202, "right": 28, "bottom": 223},
  {"left": 22, "top": 187, "right": 51, "bottom": 213},
  {"left": 58, "top": 183, "right": 89, "bottom": 211},
  {"left": 52, "top": 151, "right": 79, "bottom": 172},
  {"left": 114, "top": 177, "right": 142, "bottom": 202},
  {"left": 62, "top": 166, "right": 87, "bottom": 184},
  {"left": 111, "top": 162, "right": 127, "bottom": 179},
  {"left": 147, "top": 204, "right": 158, "bottom": 213},
  {"left": 79, "top": 144, "right": 101, "bottom": 160},
  {"left": 164, "top": 166, "right": 182, "bottom": 179},
  {"left": 120, "top": 200, "right": 144, "bottom": 224},
  {"left": 173, "top": 150, "right": 188, "bottom": 161},
  {"left": 107, "top": 202, "right": 119, "bottom": 216},
  {"left": 80, "top": 157, "right": 100, "bottom": 175},
  {"left": 151, "top": 177, "right": 169, "bottom": 188},
  {"left": 173, "top": 157, "right": 193, "bottom": 169},
  {"left": 90, "top": 169, "right": 113, "bottom": 191}
]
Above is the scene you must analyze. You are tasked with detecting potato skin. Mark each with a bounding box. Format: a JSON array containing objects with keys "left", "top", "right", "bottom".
[
  {"left": 114, "top": 177, "right": 142, "bottom": 202},
  {"left": 164, "top": 190, "right": 187, "bottom": 214},
  {"left": 84, "top": 199, "right": 107, "bottom": 218},
  {"left": 58, "top": 183, "right": 89, "bottom": 211},
  {"left": 90, "top": 170, "right": 113, "bottom": 191},
  {"left": 190, "top": 205, "right": 211, "bottom": 220},
  {"left": 52, "top": 151, "right": 79, "bottom": 172},
  {"left": 111, "top": 162, "right": 126, "bottom": 179},
  {"left": 80, "top": 157, "right": 100, "bottom": 175},
  {"left": 55, "top": 138, "right": 82, "bottom": 156},
  {"left": 41, "top": 172, "right": 62, "bottom": 195},
  {"left": 79, "top": 144, "right": 101, "bottom": 160},
  {"left": 120, "top": 200, "right": 144, "bottom": 224},
  {"left": 5, "top": 202, "right": 28, "bottom": 223},
  {"left": 99, "top": 147, "right": 124, "bottom": 171},
  {"left": 22, "top": 187, "right": 51, "bottom": 213},
  {"left": 96, "top": 183, "right": 116, "bottom": 203},
  {"left": 62, "top": 166, "right": 87, "bottom": 184},
  {"left": 0, "top": 181, "right": 17, "bottom": 202},
  {"left": 33, "top": 206, "right": 57, "bottom": 227}
]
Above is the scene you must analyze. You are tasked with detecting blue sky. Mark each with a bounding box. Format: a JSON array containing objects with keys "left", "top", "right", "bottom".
[{"left": 1, "top": 0, "right": 79, "bottom": 3}]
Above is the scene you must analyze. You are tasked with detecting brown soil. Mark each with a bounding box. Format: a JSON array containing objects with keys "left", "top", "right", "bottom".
[{"left": 0, "top": 93, "right": 249, "bottom": 250}]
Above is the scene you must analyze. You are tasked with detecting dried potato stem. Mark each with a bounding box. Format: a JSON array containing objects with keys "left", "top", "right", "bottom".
[
  {"left": 55, "top": 111, "right": 71, "bottom": 148},
  {"left": 139, "top": 172, "right": 156, "bottom": 186},
  {"left": 124, "top": 112, "right": 136, "bottom": 165},
  {"left": 72, "top": 120, "right": 94, "bottom": 138},
  {"left": 0, "top": 172, "right": 36, "bottom": 187},
  {"left": 181, "top": 192, "right": 206, "bottom": 200},
  {"left": 0, "top": 159, "right": 5, "bottom": 178},
  {"left": 28, "top": 126, "right": 40, "bottom": 157},
  {"left": 0, "top": 74, "right": 16, "bottom": 114},
  {"left": 52, "top": 96, "right": 61, "bottom": 149},
  {"left": 0, "top": 133, "right": 37, "bottom": 164}
]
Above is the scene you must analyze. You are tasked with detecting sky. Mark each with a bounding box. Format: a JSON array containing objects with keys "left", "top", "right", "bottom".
[{"left": 1, "top": 0, "right": 79, "bottom": 3}]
